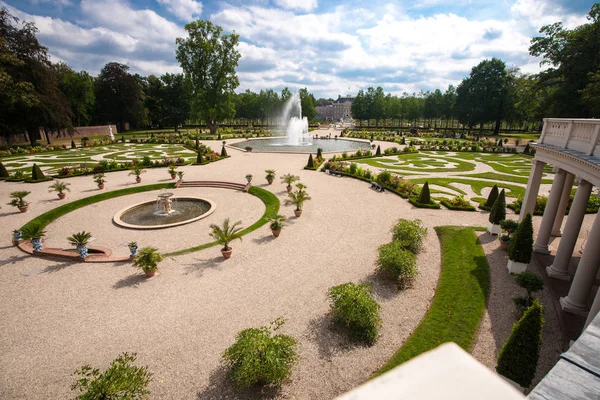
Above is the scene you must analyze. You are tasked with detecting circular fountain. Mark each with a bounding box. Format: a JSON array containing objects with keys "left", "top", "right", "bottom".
[{"left": 113, "top": 191, "right": 216, "bottom": 229}]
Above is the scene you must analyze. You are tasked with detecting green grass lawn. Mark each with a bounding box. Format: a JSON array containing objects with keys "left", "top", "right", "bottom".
[
  {"left": 462, "top": 172, "right": 553, "bottom": 185},
  {"left": 410, "top": 177, "right": 525, "bottom": 198},
  {"left": 373, "top": 226, "right": 489, "bottom": 377}
]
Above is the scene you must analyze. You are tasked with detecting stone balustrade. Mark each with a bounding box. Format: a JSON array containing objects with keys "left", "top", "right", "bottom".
[{"left": 539, "top": 118, "right": 600, "bottom": 156}]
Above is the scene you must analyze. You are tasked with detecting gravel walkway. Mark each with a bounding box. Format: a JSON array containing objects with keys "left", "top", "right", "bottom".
[{"left": 0, "top": 136, "right": 594, "bottom": 399}]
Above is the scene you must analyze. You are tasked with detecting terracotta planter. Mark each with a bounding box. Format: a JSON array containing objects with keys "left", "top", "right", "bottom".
[
  {"left": 294, "top": 209, "right": 302, "bottom": 218},
  {"left": 18, "top": 205, "right": 29, "bottom": 213},
  {"left": 171, "top": 174, "right": 176, "bottom": 179},
  {"left": 144, "top": 269, "right": 156, "bottom": 277},
  {"left": 98, "top": 184, "right": 105, "bottom": 190},
  {"left": 221, "top": 248, "right": 233, "bottom": 259},
  {"left": 286, "top": 185, "right": 292, "bottom": 193},
  {"left": 499, "top": 239, "right": 509, "bottom": 250},
  {"left": 272, "top": 229, "right": 281, "bottom": 238},
  {"left": 135, "top": 177, "right": 142, "bottom": 183},
  {"left": 58, "top": 193, "right": 66, "bottom": 200},
  {"left": 268, "top": 179, "right": 273, "bottom": 185}
]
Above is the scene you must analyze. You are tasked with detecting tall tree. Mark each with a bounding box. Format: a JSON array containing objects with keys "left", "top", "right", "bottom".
[
  {"left": 299, "top": 87, "right": 317, "bottom": 120},
  {"left": 455, "top": 58, "right": 511, "bottom": 134},
  {"left": 176, "top": 20, "right": 240, "bottom": 135},
  {"left": 530, "top": 4, "right": 600, "bottom": 117},
  {"left": 54, "top": 63, "right": 95, "bottom": 127},
  {"left": 0, "top": 7, "right": 72, "bottom": 144},
  {"left": 144, "top": 74, "right": 165, "bottom": 128},
  {"left": 161, "top": 73, "right": 191, "bottom": 130},
  {"left": 94, "top": 62, "right": 147, "bottom": 131}
]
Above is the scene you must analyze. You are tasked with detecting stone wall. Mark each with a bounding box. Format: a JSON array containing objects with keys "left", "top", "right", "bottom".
[{"left": 0, "top": 124, "right": 118, "bottom": 146}]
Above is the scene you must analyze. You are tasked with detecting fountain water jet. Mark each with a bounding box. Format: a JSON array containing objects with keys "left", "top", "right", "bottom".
[{"left": 280, "top": 92, "right": 310, "bottom": 145}]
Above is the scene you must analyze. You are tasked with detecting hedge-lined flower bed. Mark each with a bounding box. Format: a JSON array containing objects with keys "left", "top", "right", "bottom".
[{"left": 440, "top": 196, "right": 476, "bottom": 211}]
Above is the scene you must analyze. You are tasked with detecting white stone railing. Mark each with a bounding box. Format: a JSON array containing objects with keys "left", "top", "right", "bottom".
[{"left": 539, "top": 118, "right": 600, "bottom": 156}]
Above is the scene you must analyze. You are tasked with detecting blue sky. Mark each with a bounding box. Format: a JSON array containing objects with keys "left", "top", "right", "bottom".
[{"left": 1, "top": 0, "right": 594, "bottom": 99}]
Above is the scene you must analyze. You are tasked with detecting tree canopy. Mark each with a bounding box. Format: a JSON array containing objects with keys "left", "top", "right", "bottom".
[{"left": 176, "top": 20, "right": 240, "bottom": 134}]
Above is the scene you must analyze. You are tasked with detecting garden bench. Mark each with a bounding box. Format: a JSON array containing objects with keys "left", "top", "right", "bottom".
[{"left": 370, "top": 182, "right": 385, "bottom": 192}]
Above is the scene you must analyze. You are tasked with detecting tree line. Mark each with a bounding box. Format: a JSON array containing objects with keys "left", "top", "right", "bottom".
[{"left": 1, "top": 4, "right": 599, "bottom": 144}]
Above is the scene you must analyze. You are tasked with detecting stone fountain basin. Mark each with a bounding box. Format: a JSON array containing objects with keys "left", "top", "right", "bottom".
[{"left": 113, "top": 196, "right": 216, "bottom": 230}]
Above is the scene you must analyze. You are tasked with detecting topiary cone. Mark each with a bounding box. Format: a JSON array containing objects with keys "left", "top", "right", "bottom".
[
  {"left": 418, "top": 181, "right": 431, "bottom": 204},
  {"left": 31, "top": 163, "right": 46, "bottom": 181},
  {"left": 221, "top": 145, "right": 228, "bottom": 157},
  {"left": 376, "top": 145, "right": 381, "bottom": 156},
  {"left": 509, "top": 213, "right": 534, "bottom": 264},
  {"left": 0, "top": 162, "right": 8, "bottom": 178},
  {"left": 496, "top": 299, "right": 544, "bottom": 387},
  {"left": 489, "top": 189, "right": 506, "bottom": 224},
  {"left": 485, "top": 185, "right": 499, "bottom": 209},
  {"left": 307, "top": 154, "right": 314, "bottom": 168}
]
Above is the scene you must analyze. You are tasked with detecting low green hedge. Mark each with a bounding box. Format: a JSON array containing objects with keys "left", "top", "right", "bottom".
[{"left": 408, "top": 197, "right": 441, "bottom": 209}]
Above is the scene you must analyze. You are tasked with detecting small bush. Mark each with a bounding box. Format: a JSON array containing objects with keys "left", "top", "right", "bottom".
[
  {"left": 509, "top": 213, "right": 534, "bottom": 264},
  {"left": 376, "top": 241, "right": 418, "bottom": 289},
  {"left": 306, "top": 154, "right": 314, "bottom": 168},
  {"left": 482, "top": 184, "right": 499, "bottom": 210},
  {"left": 514, "top": 272, "right": 544, "bottom": 308},
  {"left": 223, "top": 318, "right": 297, "bottom": 388},
  {"left": 377, "top": 170, "right": 392, "bottom": 185},
  {"left": 391, "top": 218, "right": 427, "bottom": 254},
  {"left": 31, "top": 163, "right": 47, "bottom": 181},
  {"left": 71, "top": 352, "right": 152, "bottom": 399},
  {"left": 496, "top": 300, "right": 544, "bottom": 387},
  {"left": 328, "top": 282, "right": 382, "bottom": 345}
]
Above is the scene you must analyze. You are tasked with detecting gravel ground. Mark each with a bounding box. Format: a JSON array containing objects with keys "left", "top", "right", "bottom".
[{"left": 0, "top": 132, "right": 594, "bottom": 399}]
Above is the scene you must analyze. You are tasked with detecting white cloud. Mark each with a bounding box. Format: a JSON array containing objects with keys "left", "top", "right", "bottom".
[
  {"left": 156, "top": 0, "right": 203, "bottom": 21},
  {"left": 511, "top": 0, "right": 588, "bottom": 30},
  {"left": 273, "top": 0, "right": 318, "bottom": 12}
]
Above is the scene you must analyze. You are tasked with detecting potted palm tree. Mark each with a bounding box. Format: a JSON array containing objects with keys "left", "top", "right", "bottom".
[
  {"left": 129, "top": 166, "right": 146, "bottom": 183},
  {"left": 128, "top": 241, "right": 139, "bottom": 257},
  {"left": 281, "top": 173, "right": 300, "bottom": 193},
  {"left": 269, "top": 214, "right": 287, "bottom": 237},
  {"left": 168, "top": 166, "right": 178, "bottom": 179},
  {"left": 48, "top": 180, "right": 71, "bottom": 199},
  {"left": 67, "top": 231, "right": 93, "bottom": 259},
  {"left": 133, "top": 247, "right": 163, "bottom": 277},
  {"left": 245, "top": 174, "right": 253, "bottom": 184},
  {"left": 265, "top": 169, "right": 276, "bottom": 185},
  {"left": 284, "top": 183, "right": 312, "bottom": 217},
  {"left": 93, "top": 173, "right": 106, "bottom": 190},
  {"left": 177, "top": 171, "right": 185, "bottom": 181},
  {"left": 21, "top": 224, "right": 46, "bottom": 251},
  {"left": 8, "top": 191, "right": 31, "bottom": 212},
  {"left": 209, "top": 218, "right": 244, "bottom": 259}
]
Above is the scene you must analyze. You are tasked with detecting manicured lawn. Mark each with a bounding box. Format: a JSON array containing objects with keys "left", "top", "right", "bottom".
[
  {"left": 462, "top": 172, "right": 553, "bottom": 185},
  {"left": 409, "top": 177, "right": 525, "bottom": 198},
  {"left": 373, "top": 226, "right": 489, "bottom": 377}
]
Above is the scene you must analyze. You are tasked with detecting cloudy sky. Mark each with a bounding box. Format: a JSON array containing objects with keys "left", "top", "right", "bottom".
[{"left": 1, "top": 0, "right": 594, "bottom": 99}]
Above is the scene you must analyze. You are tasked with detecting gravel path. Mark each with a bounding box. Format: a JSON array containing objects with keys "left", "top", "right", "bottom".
[{"left": 0, "top": 137, "right": 594, "bottom": 399}]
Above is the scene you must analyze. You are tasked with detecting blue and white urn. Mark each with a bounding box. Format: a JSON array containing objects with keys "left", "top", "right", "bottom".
[
  {"left": 12, "top": 230, "right": 22, "bottom": 246},
  {"left": 77, "top": 244, "right": 89, "bottom": 258},
  {"left": 31, "top": 238, "right": 42, "bottom": 251},
  {"left": 129, "top": 245, "right": 138, "bottom": 257}
]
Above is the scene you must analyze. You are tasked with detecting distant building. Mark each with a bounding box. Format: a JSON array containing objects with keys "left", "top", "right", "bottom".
[{"left": 316, "top": 95, "right": 354, "bottom": 121}]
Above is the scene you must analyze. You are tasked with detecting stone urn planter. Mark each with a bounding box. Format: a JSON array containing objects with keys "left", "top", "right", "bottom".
[
  {"left": 12, "top": 230, "right": 22, "bottom": 246},
  {"left": 129, "top": 244, "right": 138, "bottom": 258},
  {"left": 294, "top": 209, "right": 303, "bottom": 218},
  {"left": 221, "top": 248, "right": 233, "bottom": 259},
  {"left": 507, "top": 260, "right": 528, "bottom": 274},
  {"left": 31, "top": 237, "right": 43, "bottom": 251}
]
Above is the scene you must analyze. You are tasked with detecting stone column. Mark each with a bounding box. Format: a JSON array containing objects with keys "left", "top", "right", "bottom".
[
  {"left": 552, "top": 172, "right": 575, "bottom": 236},
  {"left": 520, "top": 160, "right": 546, "bottom": 222},
  {"left": 560, "top": 211, "right": 600, "bottom": 315},
  {"left": 533, "top": 169, "right": 566, "bottom": 254},
  {"left": 585, "top": 287, "right": 600, "bottom": 329},
  {"left": 547, "top": 180, "right": 593, "bottom": 280}
]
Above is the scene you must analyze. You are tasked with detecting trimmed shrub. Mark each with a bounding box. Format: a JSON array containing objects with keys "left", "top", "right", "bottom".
[
  {"left": 71, "top": 352, "right": 152, "bottom": 399},
  {"left": 390, "top": 218, "right": 427, "bottom": 254},
  {"left": 317, "top": 147, "right": 323, "bottom": 160},
  {"left": 220, "top": 145, "right": 228, "bottom": 157},
  {"left": 71, "top": 139, "right": 76, "bottom": 149},
  {"left": 0, "top": 162, "right": 8, "bottom": 178},
  {"left": 377, "top": 170, "right": 392, "bottom": 185},
  {"left": 509, "top": 213, "right": 534, "bottom": 264},
  {"left": 375, "top": 145, "right": 381, "bottom": 156},
  {"left": 222, "top": 318, "right": 297, "bottom": 388},
  {"left": 376, "top": 241, "right": 418, "bottom": 289},
  {"left": 328, "top": 282, "right": 382, "bottom": 345},
  {"left": 488, "top": 189, "right": 506, "bottom": 224},
  {"left": 482, "top": 184, "right": 499, "bottom": 210},
  {"left": 31, "top": 163, "right": 47, "bottom": 181},
  {"left": 514, "top": 272, "right": 544, "bottom": 310},
  {"left": 496, "top": 300, "right": 544, "bottom": 387},
  {"left": 306, "top": 154, "right": 314, "bottom": 168},
  {"left": 197, "top": 151, "right": 203, "bottom": 164},
  {"left": 418, "top": 181, "right": 431, "bottom": 204}
]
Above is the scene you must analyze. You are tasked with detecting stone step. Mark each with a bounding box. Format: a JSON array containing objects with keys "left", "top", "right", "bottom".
[{"left": 177, "top": 180, "right": 247, "bottom": 191}]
